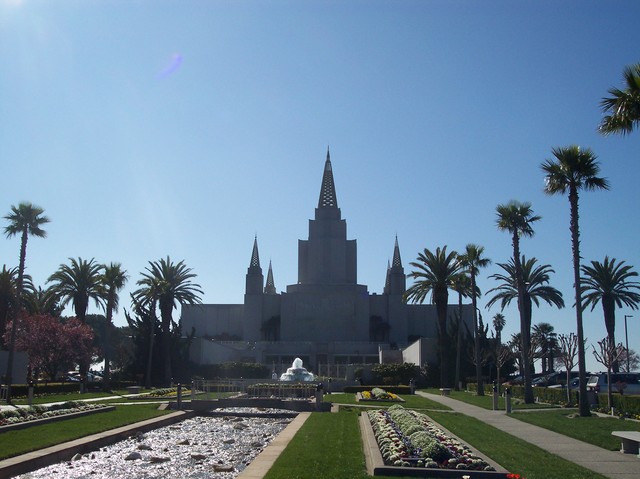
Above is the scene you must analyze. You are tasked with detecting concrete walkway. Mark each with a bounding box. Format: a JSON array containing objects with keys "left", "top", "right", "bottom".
[{"left": 417, "top": 391, "right": 640, "bottom": 479}]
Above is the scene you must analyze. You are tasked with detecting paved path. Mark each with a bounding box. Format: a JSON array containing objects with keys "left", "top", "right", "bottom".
[{"left": 417, "top": 391, "right": 640, "bottom": 479}]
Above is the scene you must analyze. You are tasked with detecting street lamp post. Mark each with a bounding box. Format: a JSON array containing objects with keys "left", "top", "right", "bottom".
[{"left": 624, "top": 315, "right": 633, "bottom": 372}]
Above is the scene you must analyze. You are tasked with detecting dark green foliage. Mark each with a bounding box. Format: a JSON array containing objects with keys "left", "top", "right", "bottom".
[
  {"left": 413, "top": 433, "right": 452, "bottom": 462},
  {"left": 192, "top": 362, "right": 270, "bottom": 379},
  {"left": 600, "top": 393, "right": 640, "bottom": 417},
  {"left": 124, "top": 302, "right": 193, "bottom": 385},
  {"left": 370, "top": 363, "right": 423, "bottom": 386}
]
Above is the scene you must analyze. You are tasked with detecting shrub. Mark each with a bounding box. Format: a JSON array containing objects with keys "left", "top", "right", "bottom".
[
  {"left": 192, "top": 362, "right": 270, "bottom": 379},
  {"left": 371, "top": 363, "right": 422, "bottom": 385}
]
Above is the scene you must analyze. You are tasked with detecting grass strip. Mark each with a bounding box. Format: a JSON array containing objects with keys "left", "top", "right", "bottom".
[
  {"left": 0, "top": 404, "right": 170, "bottom": 460},
  {"left": 427, "top": 411, "right": 608, "bottom": 479},
  {"left": 422, "top": 388, "right": 557, "bottom": 410},
  {"left": 264, "top": 411, "right": 417, "bottom": 479},
  {"left": 263, "top": 411, "right": 369, "bottom": 479},
  {"left": 511, "top": 409, "right": 640, "bottom": 450},
  {"left": 326, "top": 392, "right": 451, "bottom": 410}
]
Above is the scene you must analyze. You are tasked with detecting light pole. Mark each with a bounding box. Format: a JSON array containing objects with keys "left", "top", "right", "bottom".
[{"left": 624, "top": 315, "right": 633, "bottom": 372}]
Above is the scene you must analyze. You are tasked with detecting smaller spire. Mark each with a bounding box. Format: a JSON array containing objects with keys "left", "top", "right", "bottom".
[
  {"left": 318, "top": 149, "right": 338, "bottom": 208},
  {"left": 392, "top": 235, "right": 403, "bottom": 268},
  {"left": 264, "top": 260, "right": 277, "bottom": 294},
  {"left": 250, "top": 236, "right": 261, "bottom": 268},
  {"left": 384, "top": 259, "right": 391, "bottom": 293}
]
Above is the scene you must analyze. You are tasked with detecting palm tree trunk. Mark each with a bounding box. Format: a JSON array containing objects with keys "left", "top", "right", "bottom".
[
  {"left": 471, "top": 273, "right": 484, "bottom": 396},
  {"left": 512, "top": 234, "right": 533, "bottom": 403},
  {"left": 75, "top": 302, "right": 89, "bottom": 393},
  {"left": 4, "top": 229, "right": 28, "bottom": 403},
  {"left": 145, "top": 314, "right": 155, "bottom": 389},
  {"left": 569, "top": 189, "right": 590, "bottom": 416},
  {"left": 455, "top": 291, "right": 463, "bottom": 391},
  {"left": 435, "top": 288, "right": 450, "bottom": 388},
  {"left": 160, "top": 303, "right": 173, "bottom": 387},
  {"left": 103, "top": 298, "right": 113, "bottom": 391},
  {"left": 603, "top": 299, "right": 619, "bottom": 372}
]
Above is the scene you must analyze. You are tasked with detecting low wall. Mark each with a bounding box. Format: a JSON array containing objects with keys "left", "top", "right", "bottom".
[{"left": 186, "top": 397, "right": 332, "bottom": 412}]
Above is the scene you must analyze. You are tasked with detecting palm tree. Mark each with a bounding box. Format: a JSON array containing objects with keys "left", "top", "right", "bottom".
[
  {"left": 599, "top": 63, "right": 640, "bottom": 136},
  {"left": 451, "top": 272, "right": 472, "bottom": 390},
  {"left": 495, "top": 200, "right": 540, "bottom": 403},
  {"left": 0, "top": 266, "right": 19, "bottom": 349},
  {"left": 459, "top": 244, "right": 491, "bottom": 395},
  {"left": 101, "top": 263, "right": 128, "bottom": 390},
  {"left": 488, "top": 259, "right": 562, "bottom": 379},
  {"left": 492, "top": 313, "right": 506, "bottom": 346},
  {"left": 48, "top": 257, "right": 104, "bottom": 387},
  {"left": 134, "top": 257, "right": 203, "bottom": 386},
  {"left": 532, "top": 322, "right": 558, "bottom": 374},
  {"left": 541, "top": 145, "right": 609, "bottom": 416},
  {"left": 486, "top": 256, "right": 565, "bottom": 377},
  {"left": 3, "top": 202, "right": 49, "bottom": 401},
  {"left": 404, "top": 246, "right": 461, "bottom": 388},
  {"left": 48, "top": 258, "right": 105, "bottom": 323},
  {"left": 22, "top": 285, "right": 61, "bottom": 317},
  {"left": 487, "top": 257, "right": 565, "bottom": 317},
  {"left": 581, "top": 257, "right": 640, "bottom": 372},
  {"left": 492, "top": 312, "right": 506, "bottom": 389}
]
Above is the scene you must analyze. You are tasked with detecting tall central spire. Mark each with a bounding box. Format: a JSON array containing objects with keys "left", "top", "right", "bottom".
[{"left": 318, "top": 147, "right": 338, "bottom": 208}]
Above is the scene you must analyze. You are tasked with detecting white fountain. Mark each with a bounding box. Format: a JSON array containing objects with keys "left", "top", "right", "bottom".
[{"left": 279, "top": 357, "right": 315, "bottom": 382}]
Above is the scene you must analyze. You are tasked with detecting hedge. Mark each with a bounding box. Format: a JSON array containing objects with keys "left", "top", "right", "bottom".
[
  {"left": 191, "top": 362, "right": 270, "bottom": 379},
  {"left": 5, "top": 381, "right": 136, "bottom": 398},
  {"left": 468, "top": 382, "right": 640, "bottom": 416}
]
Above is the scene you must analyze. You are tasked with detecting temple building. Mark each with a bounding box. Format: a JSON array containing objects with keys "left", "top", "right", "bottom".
[{"left": 181, "top": 150, "right": 473, "bottom": 373}]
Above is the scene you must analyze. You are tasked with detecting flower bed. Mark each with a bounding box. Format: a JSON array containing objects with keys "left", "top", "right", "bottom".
[
  {"left": 0, "top": 401, "right": 111, "bottom": 429},
  {"left": 135, "top": 387, "right": 184, "bottom": 399},
  {"left": 367, "top": 404, "right": 495, "bottom": 472},
  {"left": 358, "top": 387, "right": 404, "bottom": 402},
  {"left": 246, "top": 383, "right": 316, "bottom": 398}
]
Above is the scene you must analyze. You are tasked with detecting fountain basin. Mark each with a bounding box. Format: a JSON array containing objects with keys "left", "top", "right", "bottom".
[{"left": 279, "top": 357, "right": 315, "bottom": 382}]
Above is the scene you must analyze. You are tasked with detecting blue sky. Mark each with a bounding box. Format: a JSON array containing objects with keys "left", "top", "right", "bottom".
[{"left": 2, "top": 1, "right": 639, "bottom": 373}]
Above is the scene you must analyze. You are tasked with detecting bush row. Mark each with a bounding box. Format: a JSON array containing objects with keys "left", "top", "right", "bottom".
[
  {"left": 191, "top": 362, "right": 270, "bottom": 379},
  {"left": 468, "top": 382, "right": 640, "bottom": 416},
  {"left": 5, "top": 381, "right": 136, "bottom": 398}
]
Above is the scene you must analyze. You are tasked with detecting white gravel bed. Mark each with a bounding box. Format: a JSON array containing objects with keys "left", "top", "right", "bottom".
[{"left": 18, "top": 408, "right": 293, "bottom": 479}]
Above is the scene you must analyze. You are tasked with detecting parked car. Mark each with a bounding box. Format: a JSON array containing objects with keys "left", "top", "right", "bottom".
[
  {"left": 533, "top": 372, "right": 561, "bottom": 387},
  {"left": 587, "top": 373, "right": 640, "bottom": 395},
  {"left": 549, "top": 377, "right": 580, "bottom": 390},
  {"left": 65, "top": 370, "right": 103, "bottom": 382}
]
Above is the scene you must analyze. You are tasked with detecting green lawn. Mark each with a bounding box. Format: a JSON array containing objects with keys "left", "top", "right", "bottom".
[
  {"left": 263, "top": 409, "right": 608, "bottom": 479},
  {"left": 0, "top": 404, "right": 171, "bottom": 460},
  {"left": 428, "top": 411, "right": 608, "bottom": 479},
  {"left": 0, "top": 390, "right": 619, "bottom": 479},
  {"left": 422, "top": 388, "right": 558, "bottom": 410},
  {"left": 511, "top": 409, "right": 640, "bottom": 450},
  {"left": 263, "top": 410, "right": 417, "bottom": 479}
]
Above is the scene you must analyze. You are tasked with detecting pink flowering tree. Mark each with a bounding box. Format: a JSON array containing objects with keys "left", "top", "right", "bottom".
[{"left": 4, "top": 314, "right": 95, "bottom": 381}]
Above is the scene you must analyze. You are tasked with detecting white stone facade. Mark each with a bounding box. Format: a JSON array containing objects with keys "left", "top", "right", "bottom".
[{"left": 181, "top": 151, "right": 473, "bottom": 373}]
